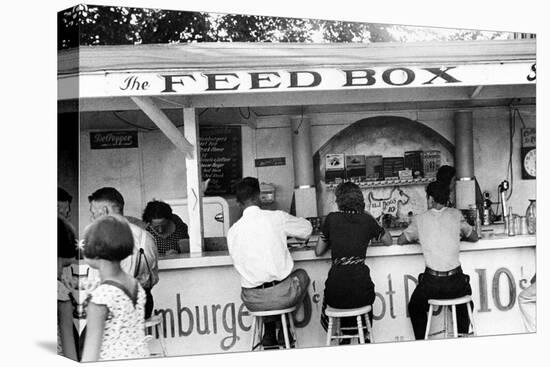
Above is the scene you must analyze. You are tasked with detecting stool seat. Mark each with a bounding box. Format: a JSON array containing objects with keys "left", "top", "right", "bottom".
[
  {"left": 144, "top": 314, "right": 163, "bottom": 328},
  {"left": 249, "top": 306, "right": 297, "bottom": 317},
  {"left": 325, "top": 305, "right": 372, "bottom": 318},
  {"left": 428, "top": 295, "right": 472, "bottom": 306},
  {"left": 425, "top": 295, "right": 476, "bottom": 339},
  {"left": 324, "top": 304, "right": 374, "bottom": 345},
  {"left": 248, "top": 306, "right": 298, "bottom": 351}
]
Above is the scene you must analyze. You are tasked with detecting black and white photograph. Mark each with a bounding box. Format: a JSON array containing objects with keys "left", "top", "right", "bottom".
[{"left": 3, "top": 1, "right": 547, "bottom": 366}]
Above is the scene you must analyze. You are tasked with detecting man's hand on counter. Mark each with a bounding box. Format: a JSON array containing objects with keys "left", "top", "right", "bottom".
[
  {"left": 397, "top": 232, "right": 409, "bottom": 245},
  {"left": 287, "top": 234, "right": 319, "bottom": 248}
]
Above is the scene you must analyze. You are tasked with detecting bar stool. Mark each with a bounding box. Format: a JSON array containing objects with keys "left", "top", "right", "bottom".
[
  {"left": 249, "top": 306, "right": 297, "bottom": 351},
  {"left": 425, "top": 295, "right": 476, "bottom": 339},
  {"left": 325, "top": 305, "right": 373, "bottom": 346},
  {"left": 144, "top": 315, "right": 167, "bottom": 357}
]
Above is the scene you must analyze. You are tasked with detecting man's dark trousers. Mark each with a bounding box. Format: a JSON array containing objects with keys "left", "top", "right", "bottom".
[{"left": 408, "top": 270, "right": 473, "bottom": 340}]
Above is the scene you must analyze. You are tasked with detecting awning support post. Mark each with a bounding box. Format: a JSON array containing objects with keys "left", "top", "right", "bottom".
[
  {"left": 183, "top": 108, "right": 205, "bottom": 254},
  {"left": 130, "top": 96, "right": 195, "bottom": 158}
]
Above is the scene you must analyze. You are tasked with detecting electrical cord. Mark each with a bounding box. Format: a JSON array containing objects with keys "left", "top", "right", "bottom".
[
  {"left": 505, "top": 105, "right": 519, "bottom": 202},
  {"left": 515, "top": 108, "right": 527, "bottom": 128},
  {"left": 112, "top": 108, "right": 209, "bottom": 131},
  {"left": 238, "top": 107, "right": 251, "bottom": 120},
  {"left": 112, "top": 111, "right": 155, "bottom": 131}
]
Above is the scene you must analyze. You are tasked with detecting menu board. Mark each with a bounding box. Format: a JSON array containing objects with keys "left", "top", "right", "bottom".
[{"left": 200, "top": 126, "right": 242, "bottom": 196}]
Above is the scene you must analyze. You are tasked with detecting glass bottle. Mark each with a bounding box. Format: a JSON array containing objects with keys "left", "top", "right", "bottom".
[
  {"left": 507, "top": 206, "right": 515, "bottom": 236},
  {"left": 525, "top": 199, "right": 536, "bottom": 235},
  {"left": 475, "top": 206, "right": 482, "bottom": 236}
]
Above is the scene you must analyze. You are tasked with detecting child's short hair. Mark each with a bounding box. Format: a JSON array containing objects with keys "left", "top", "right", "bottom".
[
  {"left": 58, "top": 217, "right": 77, "bottom": 259},
  {"left": 84, "top": 215, "right": 134, "bottom": 261}
]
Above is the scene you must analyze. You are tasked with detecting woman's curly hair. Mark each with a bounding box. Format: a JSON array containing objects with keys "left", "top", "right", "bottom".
[{"left": 334, "top": 181, "right": 365, "bottom": 213}]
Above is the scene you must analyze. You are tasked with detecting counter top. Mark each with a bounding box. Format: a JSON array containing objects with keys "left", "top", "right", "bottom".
[{"left": 158, "top": 234, "right": 535, "bottom": 270}]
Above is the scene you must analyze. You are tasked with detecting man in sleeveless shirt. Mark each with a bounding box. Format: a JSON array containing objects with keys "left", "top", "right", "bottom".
[{"left": 398, "top": 181, "right": 478, "bottom": 339}]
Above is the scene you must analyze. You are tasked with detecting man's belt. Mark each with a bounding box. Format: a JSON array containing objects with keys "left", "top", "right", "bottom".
[
  {"left": 425, "top": 266, "right": 462, "bottom": 277},
  {"left": 254, "top": 277, "right": 286, "bottom": 289}
]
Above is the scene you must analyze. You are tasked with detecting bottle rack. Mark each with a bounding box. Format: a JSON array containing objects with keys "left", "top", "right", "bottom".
[{"left": 325, "top": 177, "right": 436, "bottom": 190}]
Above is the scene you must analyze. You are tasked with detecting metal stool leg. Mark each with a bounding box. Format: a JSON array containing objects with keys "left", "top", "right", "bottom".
[
  {"left": 257, "top": 317, "right": 264, "bottom": 350},
  {"left": 443, "top": 306, "right": 449, "bottom": 338},
  {"left": 250, "top": 316, "right": 257, "bottom": 351},
  {"left": 451, "top": 305, "right": 458, "bottom": 338},
  {"left": 326, "top": 317, "right": 334, "bottom": 346},
  {"left": 356, "top": 315, "right": 365, "bottom": 344},
  {"left": 365, "top": 314, "right": 373, "bottom": 343},
  {"left": 281, "top": 313, "right": 290, "bottom": 349},
  {"left": 466, "top": 302, "right": 476, "bottom": 336},
  {"left": 158, "top": 321, "right": 167, "bottom": 357},
  {"left": 425, "top": 304, "right": 434, "bottom": 339},
  {"left": 158, "top": 333, "right": 167, "bottom": 357},
  {"left": 288, "top": 312, "right": 297, "bottom": 348},
  {"left": 145, "top": 319, "right": 167, "bottom": 357}
]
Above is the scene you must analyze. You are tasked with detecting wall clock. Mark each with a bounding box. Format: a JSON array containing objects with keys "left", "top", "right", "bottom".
[{"left": 521, "top": 147, "right": 536, "bottom": 179}]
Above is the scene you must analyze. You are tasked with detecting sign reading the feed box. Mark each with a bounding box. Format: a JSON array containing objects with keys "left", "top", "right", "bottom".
[{"left": 62, "top": 62, "right": 536, "bottom": 100}]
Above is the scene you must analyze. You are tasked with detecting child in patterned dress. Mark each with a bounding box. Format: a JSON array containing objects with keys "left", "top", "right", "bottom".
[{"left": 81, "top": 215, "right": 149, "bottom": 361}]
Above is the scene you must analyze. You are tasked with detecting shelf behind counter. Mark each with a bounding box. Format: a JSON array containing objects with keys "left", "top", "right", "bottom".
[{"left": 158, "top": 233, "right": 535, "bottom": 270}]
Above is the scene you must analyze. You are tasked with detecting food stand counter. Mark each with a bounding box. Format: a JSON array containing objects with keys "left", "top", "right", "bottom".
[{"left": 149, "top": 234, "right": 535, "bottom": 356}]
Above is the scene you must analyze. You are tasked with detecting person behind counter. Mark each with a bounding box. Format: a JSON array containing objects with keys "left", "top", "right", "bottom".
[
  {"left": 436, "top": 165, "right": 484, "bottom": 211},
  {"left": 142, "top": 200, "right": 189, "bottom": 256},
  {"left": 81, "top": 215, "right": 149, "bottom": 362},
  {"left": 315, "top": 182, "right": 392, "bottom": 343},
  {"left": 436, "top": 165, "right": 456, "bottom": 207},
  {"left": 227, "top": 177, "right": 312, "bottom": 349},
  {"left": 398, "top": 181, "right": 478, "bottom": 339},
  {"left": 88, "top": 187, "right": 159, "bottom": 318}
]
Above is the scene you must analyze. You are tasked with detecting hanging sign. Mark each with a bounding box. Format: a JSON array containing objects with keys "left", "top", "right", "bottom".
[{"left": 255, "top": 157, "right": 286, "bottom": 167}]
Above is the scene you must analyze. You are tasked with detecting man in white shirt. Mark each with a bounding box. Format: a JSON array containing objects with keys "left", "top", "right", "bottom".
[
  {"left": 227, "top": 177, "right": 312, "bottom": 348},
  {"left": 398, "top": 181, "right": 478, "bottom": 339},
  {"left": 88, "top": 187, "right": 159, "bottom": 319}
]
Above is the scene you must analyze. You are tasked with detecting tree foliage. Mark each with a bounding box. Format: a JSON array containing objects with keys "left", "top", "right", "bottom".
[{"left": 58, "top": 4, "right": 517, "bottom": 50}]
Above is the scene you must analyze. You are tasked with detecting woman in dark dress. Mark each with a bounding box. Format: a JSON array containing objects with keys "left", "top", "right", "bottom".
[
  {"left": 142, "top": 200, "right": 189, "bottom": 256},
  {"left": 315, "top": 182, "right": 392, "bottom": 341}
]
